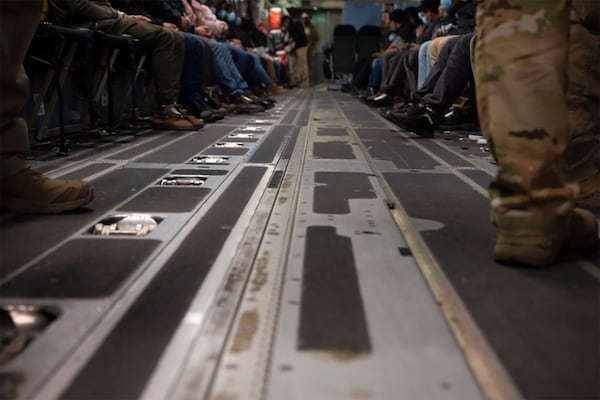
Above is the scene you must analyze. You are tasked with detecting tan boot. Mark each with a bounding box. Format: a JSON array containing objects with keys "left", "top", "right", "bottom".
[
  {"left": 494, "top": 202, "right": 598, "bottom": 267},
  {"left": 0, "top": 167, "right": 93, "bottom": 213},
  {"left": 153, "top": 105, "right": 195, "bottom": 131}
]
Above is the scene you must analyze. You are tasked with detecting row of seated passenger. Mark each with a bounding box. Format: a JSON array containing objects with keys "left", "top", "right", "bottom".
[
  {"left": 25, "top": 0, "right": 290, "bottom": 152},
  {"left": 337, "top": 0, "right": 599, "bottom": 213},
  {"left": 337, "top": 0, "right": 478, "bottom": 138}
]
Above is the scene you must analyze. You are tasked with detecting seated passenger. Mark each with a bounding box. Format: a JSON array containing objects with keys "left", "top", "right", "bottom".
[
  {"left": 364, "top": 0, "right": 443, "bottom": 107},
  {"left": 148, "top": 0, "right": 267, "bottom": 112},
  {"left": 110, "top": 0, "right": 224, "bottom": 122},
  {"left": 386, "top": 32, "right": 476, "bottom": 137},
  {"left": 49, "top": 0, "right": 203, "bottom": 130}
]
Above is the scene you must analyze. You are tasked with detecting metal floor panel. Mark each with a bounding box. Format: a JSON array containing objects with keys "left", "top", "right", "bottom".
[{"left": 1, "top": 87, "right": 598, "bottom": 400}]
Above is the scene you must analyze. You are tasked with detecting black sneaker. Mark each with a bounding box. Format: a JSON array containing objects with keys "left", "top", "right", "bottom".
[
  {"left": 341, "top": 83, "right": 354, "bottom": 93},
  {"left": 385, "top": 102, "right": 414, "bottom": 125},
  {"left": 394, "top": 102, "right": 441, "bottom": 138},
  {"left": 438, "top": 109, "right": 478, "bottom": 130},
  {"left": 188, "top": 101, "right": 224, "bottom": 123},
  {"left": 230, "top": 93, "right": 266, "bottom": 114},
  {"left": 367, "top": 93, "right": 393, "bottom": 108}
]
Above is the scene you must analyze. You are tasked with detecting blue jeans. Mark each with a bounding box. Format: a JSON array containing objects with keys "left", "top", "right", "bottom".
[
  {"left": 225, "top": 43, "right": 273, "bottom": 87},
  {"left": 179, "top": 33, "right": 205, "bottom": 106},
  {"left": 417, "top": 41, "right": 432, "bottom": 90},
  {"left": 198, "top": 37, "right": 248, "bottom": 95},
  {"left": 367, "top": 56, "right": 383, "bottom": 93}
]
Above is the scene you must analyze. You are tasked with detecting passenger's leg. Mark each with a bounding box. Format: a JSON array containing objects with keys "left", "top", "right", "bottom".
[
  {"left": 422, "top": 33, "right": 475, "bottom": 112},
  {"left": 179, "top": 33, "right": 205, "bottom": 107},
  {"left": 417, "top": 41, "right": 431, "bottom": 90},
  {"left": 429, "top": 35, "right": 458, "bottom": 65},
  {"left": 366, "top": 57, "right": 383, "bottom": 94},
  {"left": 413, "top": 36, "right": 459, "bottom": 101},
  {"left": 96, "top": 19, "right": 185, "bottom": 106},
  {"left": 201, "top": 39, "right": 248, "bottom": 95},
  {"left": 251, "top": 53, "right": 273, "bottom": 86}
]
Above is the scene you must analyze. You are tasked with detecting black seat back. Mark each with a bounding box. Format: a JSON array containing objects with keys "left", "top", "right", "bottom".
[
  {"left": 331, "top": 24, "right": 356, "bottom": 75},
  {"left": 356, "top": 25, "right": 382, "bottom": 61}
]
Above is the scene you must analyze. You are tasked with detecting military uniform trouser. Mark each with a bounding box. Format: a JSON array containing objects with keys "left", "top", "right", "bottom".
[
  {"left": 290, "top": 46, "right": 309, "bottom": 88},
  {"left": 475, "top": 0, "right": 598, "bottom": 211},
  {"left": 565, "top": 23, "right": 599, "bottom": 186},
  {"left": 95, "top": 18, "right": 184, "bottom": 107},
  {"left": 0, "top": 0, "right": 43, "bottom": 179}
]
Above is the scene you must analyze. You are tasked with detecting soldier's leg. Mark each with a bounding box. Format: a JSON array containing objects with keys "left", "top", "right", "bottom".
[
  {"left": 474, "top": 0, "right": 598, "bottom": 266},
  {"left": 0, "top": 0, "right": 93, "bottom": 213},
  {"left": 296, "top": 47, "right": 310, "bottom": 88},
  {"left": 0, "top": 0, "right": 42, "bottom": 179},
  {"left": 565, "top": 22, "right": 599, "bottom": 207}
]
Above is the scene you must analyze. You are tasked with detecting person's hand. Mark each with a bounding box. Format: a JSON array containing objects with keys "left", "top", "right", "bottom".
[
  {"left": 230, "top": 38, "right": 243, "bottom": 48},
  {"left": 416, "top": 24, "right": 425, "bottom": 37},
  {"left": 163, "top": 22, "right": 179, "bottom": 31},
  {"left": 195, "top": 25, "right": 211, "bottom": 37},
  {"left": 129, "top": 15, "right": 151, "bottom": 23},
  {"left": 181, "top": 16, "right": 190, "bottom": 31},
  {"left": 407, "top": 42, "right": 420, "bottom": 51}
]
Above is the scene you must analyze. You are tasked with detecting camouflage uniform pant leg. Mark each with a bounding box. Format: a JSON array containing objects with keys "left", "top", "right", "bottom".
[
  {"left": 474, "top": 0, "right": 573, "bottom": 212},
  {"left": 0, "top": 0, "right": 44, "bottom": 179},
  {"left": 565, "top": 22, "right": 599, "bottom": 202}
]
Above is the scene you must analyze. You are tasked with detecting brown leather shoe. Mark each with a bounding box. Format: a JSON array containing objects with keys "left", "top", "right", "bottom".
[
  {"left": 267, "top": 84, "right": 288, "bottom": 96},
  {"left": 0, "top": 167, "right": 93, "bottom": 213},
  {"left": 175, "top": 105, "right": 204, "bottom": 130},
  {"left": 153, "top": 105, "right": 195, "bottom": 131}
]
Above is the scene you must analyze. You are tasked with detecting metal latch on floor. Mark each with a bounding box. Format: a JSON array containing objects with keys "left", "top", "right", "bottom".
[
  {"left": 158, "top": 175, "right": 206, "bottom": 186},
  {"left": 189, "top": 156, "right": 230, "bottom": 164},
  {"left": 0, "top": 305, "right": 59, "bottom": 365},
  {"left": 236, "top": 126, "right": 264, "bottom": 133},
  {"left": 92, "top": 214, "right": 162, "bottom": 236},
  {"left": 213, "top": 142, "right": 244, "bottom": 148},
  {"left": 228, "top": 133, "right": 256, "bottom": 139},
  {"left": 248, "top": 119, "right": 276, "bottom": 125}
]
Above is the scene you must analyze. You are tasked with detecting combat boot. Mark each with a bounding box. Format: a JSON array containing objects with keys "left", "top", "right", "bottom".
[
  {"left": 0, "top": 167, "right": 93, "bottom": 213},
  {"left": 493, "top": 201, "right": 598, "bottom": 267}
]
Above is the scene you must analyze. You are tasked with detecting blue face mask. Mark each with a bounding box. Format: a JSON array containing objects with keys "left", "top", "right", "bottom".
[
  {"left": 235, "top": 17, "right": 242, "bottom": 26},
  {"left": 388, "top": 33, "right": 397, "bottom": 43},
  {"left": 441, "top": 0, "right": 452, "bottom": 10},
  {"left": 227, "top": 11, "right": 236, "bottom": 22},
  {"left": 418, "top": 11, "right": 429, "bottom": 26},
  {"left": 218, "top": 10, "right": 227, "bottom": 19},
  {"left": 210, "top": 7, "right": 216, "bottom": 14}
]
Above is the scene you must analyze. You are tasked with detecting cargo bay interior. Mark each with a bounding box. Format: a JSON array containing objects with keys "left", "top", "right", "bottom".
[{"left": 0, "top": 2, "right": 599, "bottom": 400}]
